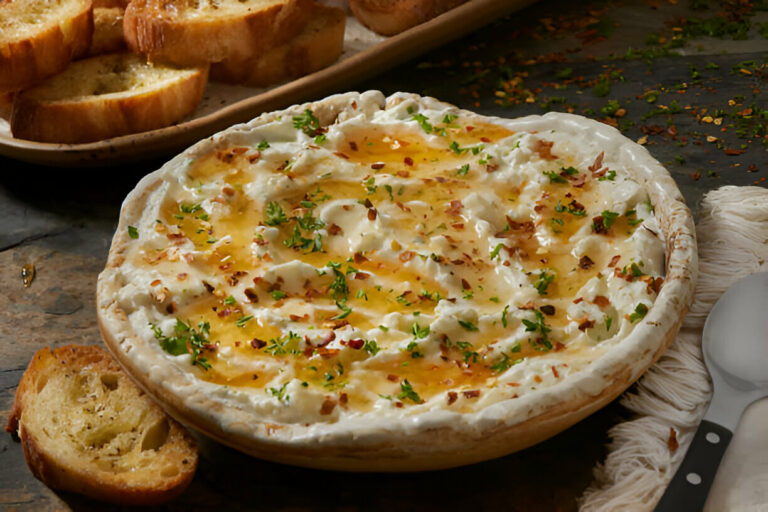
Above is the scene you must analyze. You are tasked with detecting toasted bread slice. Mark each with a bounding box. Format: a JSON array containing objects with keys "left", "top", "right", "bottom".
[
  {"left": 211, "top": 3, "right": 345, "bottom": 87},
  {"left": 88, "top": 7, "right": 127, "bottom": 56},
  {"left": 123, "top": 0, "right": 314, "bottom": 67},
  {"left": 6, "top": 345, "right": 198, "bottom": 505},
  {"left": 10, "top": 53, "right": 208, "bottom": 143},
  {"left": 0, "top": 0, "right": 93, "bottom": 94},
  {"left": 349, "top": 0, "right": 468, "bottom": 36}
]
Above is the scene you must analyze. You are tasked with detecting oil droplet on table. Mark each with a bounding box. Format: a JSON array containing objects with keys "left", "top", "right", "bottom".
[{"left": 21, "top": 264, "right": 35, "bottom": 288}]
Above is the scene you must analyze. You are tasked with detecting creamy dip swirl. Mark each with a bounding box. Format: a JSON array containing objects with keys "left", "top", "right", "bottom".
[{"left": 107, "top": 92, "right": 665, "bottom": 428}]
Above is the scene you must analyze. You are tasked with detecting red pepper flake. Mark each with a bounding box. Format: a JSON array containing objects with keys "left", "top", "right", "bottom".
[
  {"left": 451, "top": 222, "right": 465, "bottom": 230},
  {"left": 447, "top": 391, "right": 458, "bottom": 405},
  {"left": 387, "top": 374, "right": 400, "bottom": 382},
  {"left": 486, "top": 163, "right": 499, "bottom": 173},
  {"left": 462, "top": 390, "right": 480, "bottom": 399},
  {"left": 347, "top": 338, "right": 364, "bottom": 349},
  {"left": 573, "top": 297, "right": 584, "bottom": 304},
  {"left": 353, "top": 252, "right": 368, "bottom": 264},
  {"left": 339, "top": 393, "right": 348, "bottom": 405},
  {"left": 592, "top": 215, "right": 608, "bottom": 234},
  {"left": 593, "top": 295, "right": 610, "bottom": 308},
  {"left": 251, "top": 338, "right": 267, "bottom": 349},
  {"left": 396, "top": 170, "right": 410, "bottom": 178},
  {"left": 539, "top": 304, "right": 556, "bottom": 316},
  {"left": 461, "top": 278, "right": 471, "bottom": 290},
  {"left": 399, "top": 250, "right": 416, "bottom": 262},
  {"left": 446, "top": 200, "right": 464, "bottom": 216},
  {"left": 668, "top": 427, "right": 679, "bottom": 454},
  {"left": 589, "top": 151, "right": 605, "bottom": 172},
  {"left": 244, "top": 288, "right": 259, "bottom": 303},
  {"left": 289, "top": 314, "right": 308, "bottom": 322},
  {"left": 371, "top": 162, "right": 386, "bottom": 170},
  {"left": 692, "top": 172, "right": 701, "bottom": 181},
  {"left": 327, "top": 223, "right": 342, "bottom": 235},
  {"left": 535, "top": 139, "right": 558, "bottom": 160},
  {"left": 551, "top": 365, "right": 559, "bottom": 378},
  {"left": 578, "top": 318, "right": 595, "bottom": 331},
  {"left": 533, "top": 375, "right": 543, "bottom": 383},
  {"left": 177, "top": 273, "right": 188, "bottom": 281},
  {"left": 222, "top": 185, "right": 235, "bottom": 196},
  {"left": 404, "top": 157, "right": 414, "bottom": 166},
  {"left": 150, "top": 279, "right": 162, "bottom": 287},
  {"left": 353, "top": 272, "right": 369, "bottom": 280},
  {"left": 320, "top": 398, "right": 336, "bottom": 415},
  {"left": 247, "top": 150, "right": 261, "bottom": 163},
  {"left": 568, "top": 172, "right": 587, "bottom": 188},
  {"left": 519, "top": 301, "right": 535, "bottom": 310},
  {"left": 579, "top": 255, "right": 594, "bottom": 269},
  {"left": 395, "top": 202, "right": 411, "bottom": 212},
  {"left": 724, "top": 149, "right": 746, "bottom": 156},
  {"left": 608, "top": 254, "right": 621, "bottom": 267},
  {"left": 333, "top": 151, "right": 350, "bottom": 159},
  {"left": 349, "top": 141, "right": 358, "bottom": 151},
  {"left": 395, "top": 402, "right": 404, "bottom": 408},
  {"left": 504, "top": 216, "right": 535, "bottom": 233},
  {"left": 507, "top": 382, "right": 520, "bottom": 387},
  {"left": 367, "top": 208, "right": 378, "bottom": 221}
]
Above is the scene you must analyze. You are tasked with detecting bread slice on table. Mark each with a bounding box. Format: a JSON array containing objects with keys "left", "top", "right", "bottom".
[
  {"left": 123, "top": 0, "right": 314, "bottom": 67},
  {"left": 6, "top": 345, "right": 198, "bottom": 506},
  {"left": 0, "top": 0, "right": 93, "bottom": 94},
  {"left": 10, "top": 52, "right": 208, "bottom": 143},
  {"left": 88, "top": 6, "right": 127, "bottom": 56},
  {"left": 211, "top": 3, "right": 345, "bottom": 87},
  {"left": 349, "top": 0, "right": 468, "bottom": 36}
]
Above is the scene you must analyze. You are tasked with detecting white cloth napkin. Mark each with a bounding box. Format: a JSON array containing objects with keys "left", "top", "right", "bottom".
[{"left": 580, "top": 186, "right": 768, "bottom": 511}]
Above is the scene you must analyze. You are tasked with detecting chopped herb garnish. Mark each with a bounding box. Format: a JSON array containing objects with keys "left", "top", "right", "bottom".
[
  {"left": 598, "top": 170, "right": 617, "bottom": 181},
  {"left": 544, "top": 171, "right": 568, "bottom": 183},
  {"left": 490, "top": 243, "right": 504, "bottom": 260},
  {"left": 268, "top": 382, "right": 289, "bottom": 403},
  {"left": 490, "top": 350, "right": 523, "bottom": 372},
  {"left": 411, "top": 322, "right": 430, "bottom": 339},
  {"left": 411, "top": 113, "right": 433, "bottom": 134},
  {"left": 127, "top": 226, "right": 139, "bottom": 239},
  {"left": 534, "top": 270, "right": 555, "bottom": 295},
  {"left": 522, "top": 310, "right": 553, "bottom": 351},
  {"left": 605, "top": 315, "right": 613, "bottom": 331},
  {"left": 265, "top": 201, "right": 288, "bottom": 226},
  {"left": 257, "top": 140, "right": 270, "bottom": 150},
  {"left": 502, "top": 304, "right": 510, "bottom": 328},
  {"left": 235, "top": 315, "right": 253, "bottom": 328},
  {"left": 458, "top": 319, "right": 479, "bottom": 331},
  {"left": 271, "top": 290, "right": 287, "bottom": 300},
  {"left": 629, "top": 303, "right": 649, "bottom": 323},
  {"left": 457, "top": 163, "right": 470, "bottom": 176},
  {"left": 442, "top": 113, "right": 457, "bottom": 124},
  {"left": 224, "top": 295, "right": 236, "bottom": 305},
  {"left": 292, "top": 109, "right": 322, "bottom": 137},
  {"left": 150, "top": 319, "right": 213, "bottom": 370},
  {"left": 363, "top": 339, "right": 380, "bottom": 356},
  {"left": 456, "top": 341, "right": 479, "bottom": 363},
  {"left": 398, "top": 380, "right": 422, "bottom": 404}
]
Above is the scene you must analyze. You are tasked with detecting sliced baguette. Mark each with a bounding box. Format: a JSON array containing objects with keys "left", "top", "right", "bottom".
[
  {"left": 10, "top": 53, "right": 208, "bottom": 143},
  {"left": 0, "top": 0, "right": 93, "bottom": 94},
  {"left": 211, "top": 3, "right": 345, "bottom": 87},
  {"left": 349, "top": 0, "right": 468, "bottom": 36},
  {"left": 88, "top": 7, "right": 127, "bottom": 56},
  {"left": 6, "top": 345, "right": 198, "bottom": 505},
  {"left": 123, "top": 0, "right": 314, "bottom": 67}
]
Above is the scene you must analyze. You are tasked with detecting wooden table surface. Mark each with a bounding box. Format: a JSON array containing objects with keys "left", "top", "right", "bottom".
[{"left": 1, "top": 1, "right": 766, "bottom": 510}]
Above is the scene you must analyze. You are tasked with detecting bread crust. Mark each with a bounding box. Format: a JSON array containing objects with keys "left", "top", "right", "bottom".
[
  {"left": 88, "top": 7, "right": 127, "bottom": 56},
  {"left": 349, "top": 0, "right": 468, "bottom": 35},
  {"left": 10, "top": 53, "right": 208, "bottom": 143},
  {"left": 0, "top": 0, "right": 94, "bottom": 93},
  {"left": 123, "top": 0, "right": 314, "bottom": 67},
  {"left": 210, "top": 3, "right": 346, "bottom": 87},
  {"left": 6, "top": 345, "right": 198, "bottom": 505},
  {"left": 96, "top": 91, "right": 697, "bottom": 471}
]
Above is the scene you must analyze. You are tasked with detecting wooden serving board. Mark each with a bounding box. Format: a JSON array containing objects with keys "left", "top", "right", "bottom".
[{"left": 0, "top": 0, "right": 536, "bottom": 167}]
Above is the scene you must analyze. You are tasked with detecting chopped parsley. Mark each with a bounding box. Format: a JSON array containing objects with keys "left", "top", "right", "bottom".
[
  {"left": 598, "top": 170, "right": 617, "bottom": 181},
  {"left": 502, "top": 304, "right": 510, "bottom": 328},
  {"left": 629, "top": 303, "right": 649, "bottom": 323},
  {"left": 268, "top": 382, "right": 289, "bottom": 403},
  {"left": 292, "top": 109, "right": 322, "bottom": 137},
  {"left": 456, "top": 341, "right": 479, "bottom": 363},
  {"left": 398, "top": 380, "right": 423, "bottom": 404},
  {"left": 534, "top": 270, "right": 555, "bottom": 295},
  {"left": 490, "top": 346, "right": 522, "bottom": 372},
  {"left": 522, "top": 310, "right": 553, "bottom": 351},
  {"left": 544, "top": 171, "right": 568, "bottom": 183},
  {"left": 271, "top": 290, "right": 287, "bottom": 300},
  {"left": 411, "top": 322, "right": 430, "bottom": 339},
  {"left": 490, "top": 243, "right": 504, "bottom": 260},
  {"left": 127, "top": 225, "right": 139, "bottom": 239},
  {"left": 411, "top": 112, "right": 433, "bottom": 134},
  {"left": 235, "top": 315, "right": 253, "bottom": 328},
  {"left": 457, "top": 163, "right": 470, "bottom": 176},
  {"left": 265, "top": 201, "right": 288, "bottom": 226},
  {"left": 257, "top": 140, "right": 270, "bottom": 150},
  {"left": 363, "top": 339, "right": 380, "bottom": 355},
  {"left": 150, "top": 319, "right": 213, "bottom": 370},
  {"left": 224, "top": 295, "right": 236, "bottom": 305},
  {"left": 458, "top": 319, "right": 479, "bottom": 331}
]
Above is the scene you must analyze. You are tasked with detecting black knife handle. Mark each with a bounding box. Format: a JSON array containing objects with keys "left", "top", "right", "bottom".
[{"left": 654, "top": 420, "right": 733, "bottom": 512}]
